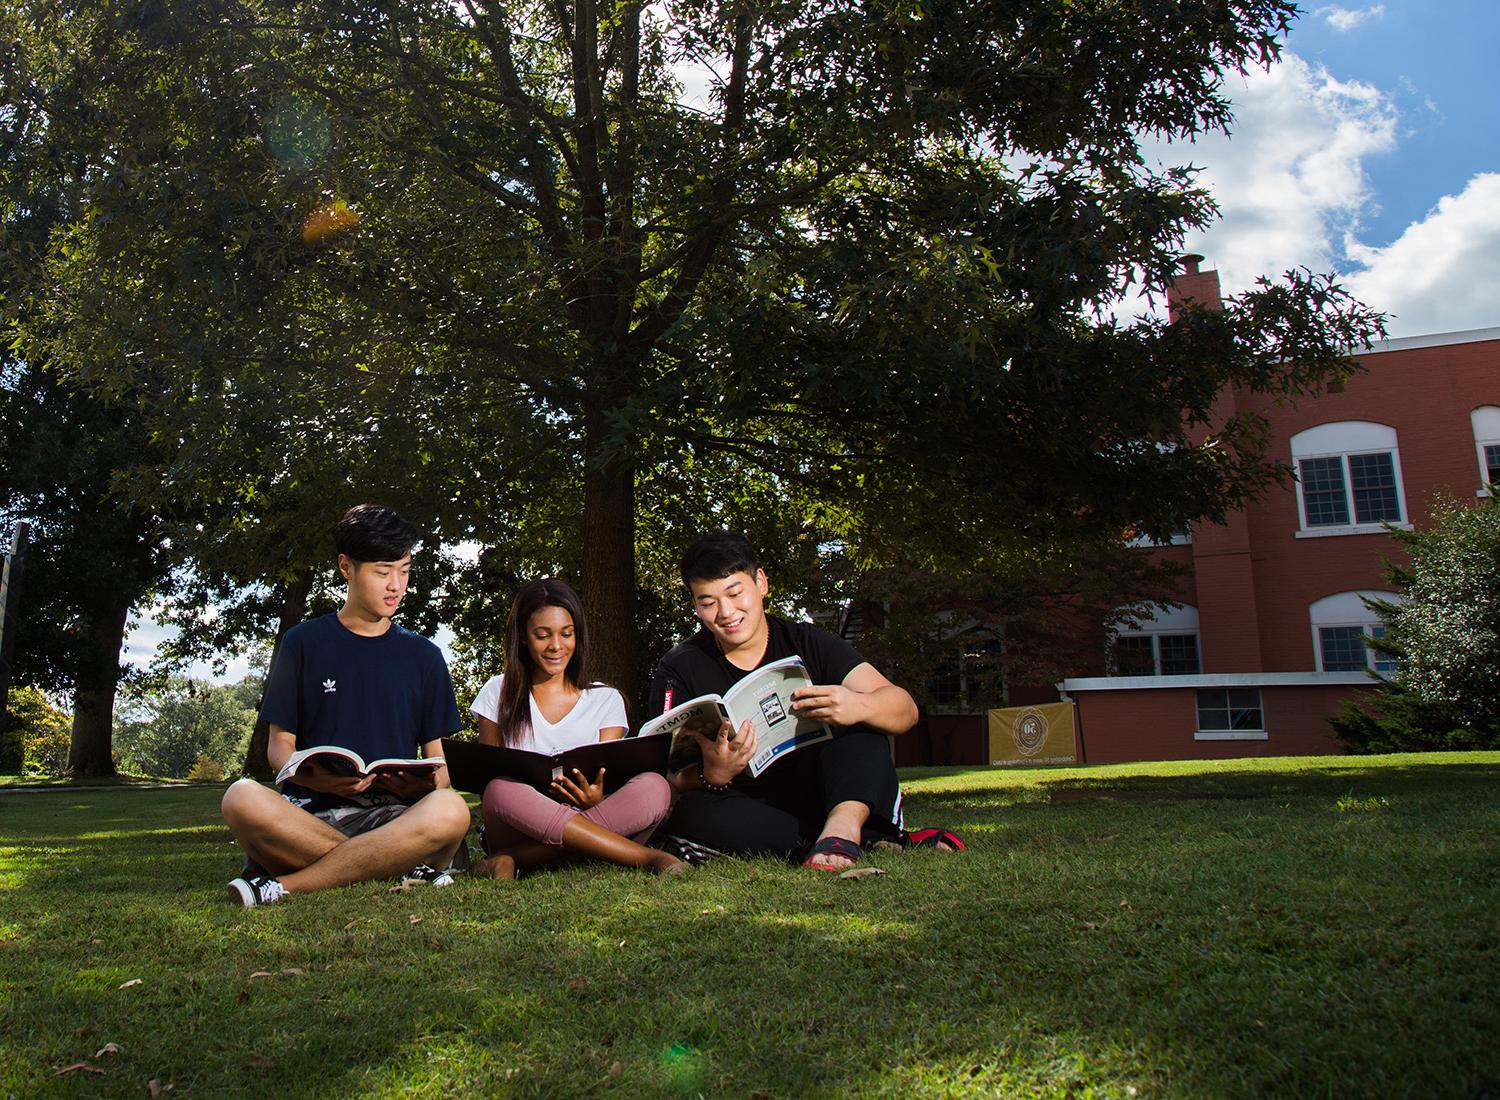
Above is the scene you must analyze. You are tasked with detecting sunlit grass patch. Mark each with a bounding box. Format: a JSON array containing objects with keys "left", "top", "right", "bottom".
[{"left": 0, "top": 758, "right": 1498, "bottom": 1096}]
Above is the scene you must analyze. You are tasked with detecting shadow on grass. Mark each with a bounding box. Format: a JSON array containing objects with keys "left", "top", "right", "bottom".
[{"left": 2, "top": 773, "right": 1498, "bottom": 1096}]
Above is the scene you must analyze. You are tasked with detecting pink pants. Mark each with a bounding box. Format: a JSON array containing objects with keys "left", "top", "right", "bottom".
[{"left": 480, "top": 772, "right": 672, "bottom": 850}]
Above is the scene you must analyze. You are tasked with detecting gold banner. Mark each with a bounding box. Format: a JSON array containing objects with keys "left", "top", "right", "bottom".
[{"left": 987, "top": 703, "right": 1077, "bottom": 766}]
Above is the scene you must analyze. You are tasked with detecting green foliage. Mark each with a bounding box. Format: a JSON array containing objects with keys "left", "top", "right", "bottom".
[
  {"left": 5, "top": 0, "right": 1386, "bottom": 698},
  {"left": 3, "top": 685, "right": 71, "bottom": 776},
  {"left": 113, "top": 676, "right": 260, "bottom": 779},
  {"left": 1332, "top": 497, "right": 1500, "bottom": 752},
  {"left": 851, "top": 538, "right": 1187, "bottom": 709},
  {"left": 185, "top": 754, "right": 227, "bottom": 782}
]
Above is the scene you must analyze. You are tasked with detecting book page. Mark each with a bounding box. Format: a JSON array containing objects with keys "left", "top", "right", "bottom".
[
  {"left": 721, "top": 656, "right": 832, "bottom": 777},
  {"left": 638, "top": 696, "right": 727, "bottom": 745}
]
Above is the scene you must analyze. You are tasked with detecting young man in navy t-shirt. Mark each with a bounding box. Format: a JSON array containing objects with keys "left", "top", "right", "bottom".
[
  {"left": 648, "top": 532, "right": 921, "bottom": 870},
  {"left": 221, "top": 505, "right": 470, "bottom": 906}
]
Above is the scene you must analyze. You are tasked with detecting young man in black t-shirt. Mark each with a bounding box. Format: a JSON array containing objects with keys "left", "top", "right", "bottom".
[
  {"left": 648, "top": 532, "right": 920, "bottom": 870},
  {"left": 220, "top": 505, "right": 471, "bottom": 905}
]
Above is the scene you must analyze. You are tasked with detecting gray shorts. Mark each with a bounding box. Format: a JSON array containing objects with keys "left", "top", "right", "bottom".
[
  {"left": 312, "top": 801, "right": 410, "bottom": 838},
  {"left": 303, "top": 798, "right": 471, "bottom": 872}
]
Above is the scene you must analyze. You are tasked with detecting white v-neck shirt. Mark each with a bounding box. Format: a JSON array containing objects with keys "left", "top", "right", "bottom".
[{"left": 469, "top": 674, "right": 629, "bottom": 754}]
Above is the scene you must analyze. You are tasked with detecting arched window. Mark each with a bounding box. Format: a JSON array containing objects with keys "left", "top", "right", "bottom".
[
  {"left": 1472, "top": 406, "right": 1500, "bottom": 494},
  {"left": 1291, "top": 422, "right": 1408, "bottom": 536},
  {"left": 1309, "top": 590, "right": 1402, "bottom": 673},
  {"left": 1112, "top": 604, "right": 1200, "bottom": 675}
]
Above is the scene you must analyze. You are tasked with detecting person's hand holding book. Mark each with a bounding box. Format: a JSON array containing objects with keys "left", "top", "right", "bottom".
[
  {"left": 694, "top": 718, "right": 756, "bottom": 786},
  {"left": 552, "top": 767, "right": 607, "bottom": 808},
  {"left": 294, "top": 759, "right": 377, "bottom": 798},
  {"left": 374, "top": 768, "right": 439, "bottom": 801}
]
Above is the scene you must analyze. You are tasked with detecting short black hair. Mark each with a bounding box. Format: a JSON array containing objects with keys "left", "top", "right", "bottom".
[
  {"left": 335, "top": 504, "right": 420, "bottom": 563},
  {"left": 680, "top": 531, "right": 760, "bottom": 588}
]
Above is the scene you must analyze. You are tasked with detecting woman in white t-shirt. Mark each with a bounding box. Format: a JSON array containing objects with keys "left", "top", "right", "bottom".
[{"left": 470, "top": 578, "right": 683, "bottom": 877}]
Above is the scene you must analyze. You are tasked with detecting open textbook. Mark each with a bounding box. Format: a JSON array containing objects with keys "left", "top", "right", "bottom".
[
  {"left": 641, "top": 655, "right": 832, "bottom": 778},
  {"left": 274, "top": 746, "right": 442, "bottom": 785},
  {"left": 441, "top": 733, "right": 672, "bottom": 797}
]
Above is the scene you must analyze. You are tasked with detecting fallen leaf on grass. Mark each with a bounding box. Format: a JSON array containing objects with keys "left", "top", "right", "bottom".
[
  {"left": 245, "top": 1054, "right": 273, "bottom": 1070},
  {"left": 248, "top": 971, "right": 274, "bottom": 979},
  {"left": 608, "top": 1062, "right": 624, "bottom": 1078},
  {"left": 50, "top": 1062, "right": 104, "bottom": 1077},
  {"left": 281, "top": 967, "right": 306, "bottom": 977},
  {"left": 566, "top": 975, "right": 588, "bottom": 992},
  {"left": 147, "top": 1080, "right": 174, "bottom": 1097},
  {"left": 1079, "top": 922, "right": 1100, "bottom": 932},
  {"left": 118, "top": 979, "right": 143, "bottom": 989},
  {"left": 342, "top": 918, "right": 364, "bottom": 931},
  {"left": 698, "top": 905, "right": 725, "bottom": 916},
  {"left": 1119, "top": 899, "right": 1132, "bottom": 909},
  {"left": 838, "top": 867, "right": 886, "bottom": 880},
  {"left": 409, "top": 916, "right": 423, "bottom": 925},
  {"left": 94, "top": 1043, "right": 121, "bottom": 1058},
  {"left": 387, "top": 881, "right": 412, "bottom": 894}
]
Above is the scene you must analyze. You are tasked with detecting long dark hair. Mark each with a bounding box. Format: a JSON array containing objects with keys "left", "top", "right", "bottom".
[{"left": 495, "top": 578, "right": 592, "bottom": 746}]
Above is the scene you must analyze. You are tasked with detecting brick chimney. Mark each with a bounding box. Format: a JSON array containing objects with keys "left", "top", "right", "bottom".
[{"left": 1166, "top": 254, "right": 1223, "bottom": 321}]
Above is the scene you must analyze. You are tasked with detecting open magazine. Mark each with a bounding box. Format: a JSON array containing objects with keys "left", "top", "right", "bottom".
[
  {"left": 641, "top": 655, "right": 832, "bottom": 778},
  {"left": 274, "top": 745, "right": 442, "bottom": 785}
]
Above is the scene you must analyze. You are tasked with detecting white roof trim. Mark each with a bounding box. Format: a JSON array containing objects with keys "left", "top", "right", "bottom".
[
  {"left": 1353, "top": 327, "right": 1500, "bottom": 355},
  {"left": 1059, "top": 671, "right": 1376, "bottom": 692}
]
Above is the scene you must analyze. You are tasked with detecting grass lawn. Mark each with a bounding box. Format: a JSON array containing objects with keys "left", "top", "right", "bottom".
[{"left": 2, "top": 753, "right": 1498, "bottom": 1098}]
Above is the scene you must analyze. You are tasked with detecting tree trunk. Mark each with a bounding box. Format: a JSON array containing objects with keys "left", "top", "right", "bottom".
[
  {"left": 241, "top": 568, "right": 313, "bottom": 780},
  {"left": 580, "top": 426, "right": 639, "bottom": 708},
  {"left": 66, "top": 597, "right": 131, "bottom": 778}
]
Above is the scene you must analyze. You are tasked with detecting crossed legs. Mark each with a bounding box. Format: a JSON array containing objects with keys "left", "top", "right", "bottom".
[
  {"left": 221, "top": 779, "right": 470, "bottom": 895},
  {"left": 477, "top": 773, "right": 683, "bottom": 874}
]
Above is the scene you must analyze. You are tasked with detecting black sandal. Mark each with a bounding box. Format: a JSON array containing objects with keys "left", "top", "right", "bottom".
[{"left": 802, "top": 836, "right": 863, "bottom": 868}]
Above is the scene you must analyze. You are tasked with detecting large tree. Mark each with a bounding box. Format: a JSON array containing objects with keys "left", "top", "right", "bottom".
[
  {"left": 0, "top": 21, "right": 186, "bottom": 777},
  {"left": 17, "top": 0, "right": 1384, "bottom": 694}
]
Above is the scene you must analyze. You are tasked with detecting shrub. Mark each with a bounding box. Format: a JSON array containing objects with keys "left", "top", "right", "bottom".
[
  {"left": 185, "top": 753, "right": 226, "bottom": 782},
  {"left": 5, "top": 686, "right": 72, "bottom": 776},
  {"left": 1332, "top": 496, "right": 1500, "bottom": 752}
]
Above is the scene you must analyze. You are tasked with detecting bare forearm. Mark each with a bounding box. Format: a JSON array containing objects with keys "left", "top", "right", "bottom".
[
  {"left": 267, "top": 729, "right": 296, "bottom": 773},
  {"left": 853, "top": 684, "right": 919, "bottom": 735}
]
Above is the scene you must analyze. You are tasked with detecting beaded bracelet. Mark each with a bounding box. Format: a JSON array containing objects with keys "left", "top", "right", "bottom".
[{"left": 699, "top": 764, "right": 733, "bottom": 793}]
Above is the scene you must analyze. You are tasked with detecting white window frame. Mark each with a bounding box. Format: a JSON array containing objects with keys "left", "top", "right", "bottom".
[
  {"left": 1291, "top": 422, "right": 1411, "bottom": 537},
  {"left": 1112, "top": 603, "right": 1201, "bottom": 675},
  {"left": 1309, "top": 590, "right": 1403, "bottom": 673},
  {"left": 1472, "top": 406, "right": 1500, "bottom": 497},
  {"left": 1194, "top": 687, "right": 1266, "bottom": 740}
]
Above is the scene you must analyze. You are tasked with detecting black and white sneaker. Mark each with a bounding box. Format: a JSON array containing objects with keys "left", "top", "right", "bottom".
[
  {"left": 401, "top": 863, "right": 455, "bottom": 888},
  {"left": 651, "top": 834, "right": 723, "bottom": 866},
  {"left": 228, "top": 874, "right": 287, "bottom": 907}
]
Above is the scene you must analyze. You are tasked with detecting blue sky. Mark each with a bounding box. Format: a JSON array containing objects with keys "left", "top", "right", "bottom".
[
  {"left": 1290, "top": 2, "right": 1499, "bottom": 250},
  {"left": 123, "top": 1, "right": 1498, "bottom": 682},
  {"left": 1142, "top": 0, "right": 1500, "bottom": 336}
]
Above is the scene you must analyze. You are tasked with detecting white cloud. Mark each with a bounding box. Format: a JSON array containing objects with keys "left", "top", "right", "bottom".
[
  {"left": 1115, "top": 54, "right": 1398, "bottom": 321},
  {"left": 1173, "top": 56, "right": 1397, "bottom": 289},
  {"left": 1343, "top": 173, "right": 1500, "bottom": 337},
  {"left": 1319, "top": 5, "right": 1385, "bottom": 33}
]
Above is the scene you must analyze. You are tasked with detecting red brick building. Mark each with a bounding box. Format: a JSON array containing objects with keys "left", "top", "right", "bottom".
[{"left": 1062, "top": 259, "right": 1499, "bottom": 762}]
